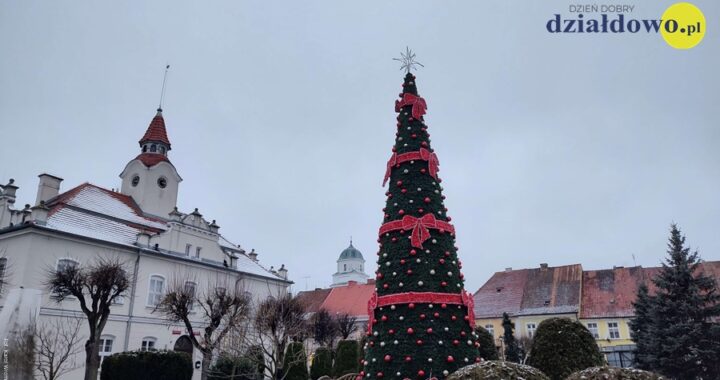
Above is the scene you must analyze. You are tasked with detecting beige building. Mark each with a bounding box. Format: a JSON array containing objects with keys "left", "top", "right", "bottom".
[{"left": 0, "top": 107, "right": 292, "bottom": 380}]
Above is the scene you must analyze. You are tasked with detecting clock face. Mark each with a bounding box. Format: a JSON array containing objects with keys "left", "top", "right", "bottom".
[
  {"left": 157, "top": 177, "right": 167, "bottom": 189},
  {"left": 131, "top": 176, "right": 140, "bottom": 187}
]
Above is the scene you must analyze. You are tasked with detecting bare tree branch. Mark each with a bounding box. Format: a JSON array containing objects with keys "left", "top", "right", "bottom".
[{"left": 35, "top": 316, "right": 84, "bottom": 380}]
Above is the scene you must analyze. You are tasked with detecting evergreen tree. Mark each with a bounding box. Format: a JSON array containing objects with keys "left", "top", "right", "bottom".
[
  {"left": 637, "top": 224, "right": 720, "bottom": 379},
  {"left": 473, "top": 326, "right": 499, "bottom": 360},
  {"left": 310, "top": 347, "right": 333, "bottom": 380},
  {"left": 502, "top": 313, "right": 520, "bottom": 363},
  {"left": 283, "top": 342, "right": 308, "bottom": 380},
  {"left": 362, "top": 71, "right": 479, "bottom": 380},
  {"left": 334, "top": 340, "right": 360, "bottom": 377},
  {"left": 526, "top": 318, "right": 603, "bottom": 380},
  {"left": 629, "top": 284, "right": 657, "bottom": 370}
]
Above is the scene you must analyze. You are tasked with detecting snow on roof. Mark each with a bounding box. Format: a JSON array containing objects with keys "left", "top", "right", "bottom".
[
  {"left": 46, "top": 207, "right": 142, "bottom": 246},
  {"left": 234, "top": 252, "right": 285, "bottom": 280}
]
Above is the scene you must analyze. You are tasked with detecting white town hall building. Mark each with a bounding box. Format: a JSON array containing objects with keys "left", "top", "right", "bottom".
[{"left": 0, "top": 107, "right": 292, "bottom": 379}]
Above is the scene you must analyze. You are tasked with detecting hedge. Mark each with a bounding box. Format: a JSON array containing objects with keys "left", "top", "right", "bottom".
[
  {"left": 209, "top": 355, "right": 261, "bottom": 380},
  {"left": 283, "top": 342, "right": 308, "bottom": 380},
  {"left": 100, "top": 350, "right": 192, "bottom": 380},
  {"left": 333, "top": 340, "right": 359, "bottom": 377},
  {"left": 310, "top": 347, "right": 333, "bottom": 380},
  {"left": 566, "top": 366, "right": 666, "bottom": 380},
  {"left": 447, "top": 361, "right": 549, "bottom": 380},
  {"left": 526, "top": 318, "right": 604, "bottom": 380},
  {"left": 474, "top": 326, "right": 499, "bottom": 360}
]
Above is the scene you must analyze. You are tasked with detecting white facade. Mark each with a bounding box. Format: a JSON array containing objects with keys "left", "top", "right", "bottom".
[
  {"left": 0, "top": 109, "right": 292, "bottom": 380},
  {"left": 331, "top": 241, "right": 369, "bottom": 287}
]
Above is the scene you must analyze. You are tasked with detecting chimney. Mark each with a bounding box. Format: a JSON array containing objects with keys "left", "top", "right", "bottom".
[
  {"left": 505, "top": 267, "right": 513, "bottom": 272},
  {"left": 248, "top": 249, "right": 258, "bottom": 262},
  {"left": 278, "top": 264, "right": 288, "bottom": 280},
  {"left": 30, "top": 201, "right": 50, "bottom": 224},
  {"left": 0, "top": 179, "right": 18, "bottom": 203},
  {"left": 209, "top": 220, "right": 220, "bottom": 233},
  {"left": 36, "top": 174, "right": 63, "bottom": 206},
  {"left": 136, "top": 231, "right": 152, "bottom": 247},
  {"left": 540, "top": 263, "right": 548, "bottom": 270}
]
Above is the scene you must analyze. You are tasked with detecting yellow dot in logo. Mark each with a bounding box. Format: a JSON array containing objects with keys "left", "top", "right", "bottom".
[{"left": 661, "top": 2, "right": 706, "bottom": 49}]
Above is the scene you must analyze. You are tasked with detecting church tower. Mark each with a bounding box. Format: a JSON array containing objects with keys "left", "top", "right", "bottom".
[
  {"left": 119, "top": 108, "right": 182, "bottom": 218},
  {"left": 331, "top": 240, "right": 369, "bottom": 287}
]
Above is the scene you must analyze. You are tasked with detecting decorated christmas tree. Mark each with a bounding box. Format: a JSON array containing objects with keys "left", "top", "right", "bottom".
[{"left": 361, "top": 51, "right": 480, "bottom": 380}]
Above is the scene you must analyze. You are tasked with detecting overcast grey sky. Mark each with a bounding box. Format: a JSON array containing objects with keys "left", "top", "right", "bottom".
[{"left": 1, "top": 1, "right": 718, "bottom": 292}]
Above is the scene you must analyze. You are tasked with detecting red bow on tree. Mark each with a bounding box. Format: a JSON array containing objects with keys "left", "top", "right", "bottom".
[
  {"left": 367, "top": 291, "right": 378, "bottom": 333},
  {"left": 395, "top": 93, "right": 427, "bottom": 120},
  {"left": 462, "top": 290, "right": 476, "bottom": 328},
  {"left": 402, "top": 214, "right": 440, "bottom": 249},
  {"left": 419, "top": 148, "right": 439, "bottom": 180},
  {"left": 382, "top": 148, "right": 440, "bottom": 186}
]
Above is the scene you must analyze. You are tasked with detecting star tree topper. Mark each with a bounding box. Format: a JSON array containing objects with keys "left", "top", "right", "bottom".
[{"left": 393, "top": 46, "right": 424, "bottom": 73}]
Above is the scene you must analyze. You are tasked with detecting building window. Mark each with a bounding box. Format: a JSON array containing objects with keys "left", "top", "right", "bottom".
[
  {"left": 131, "top": 175, "right": 140, "bottom": 187},
  {"left": 141, "top": 337, "right": 157, "bottom": 351},
  {"left": 343, "top": 264, "right": 347, "bottom": 271},
  {"left": 185, "top": 282, "right": 197, "bottom": 311},
  {"left": 99, "top": 336, "right": 114, "bottom": 366},
  {"left": 185, "top": 244, "right": 192, "bottom": 256},
  {"left": 142, "top": 145, "right": 148, "bottom": 153},
  {"left": 150, "top": 144, "right": 157, "bottom": 152},
  {"left": 195, "top": 247, "right": 202, "bottom": 258},
  {"left": 526, "top": 323, "right": 537, "bottom": 338},
  {"left": 56, "top": 258, "right": 79, "bottom": 273},
  {"left": 159, "top": 146, "right": 166, "bottom": 154},
  {"left": 484, "top": 324, "right": 494, "bottom": 337},
  {"left": 157, "top": 177, "right": 167, "bottom": 189},
  {"left": 587, "top": 322, "right": 599, "bottom": 339},
  {"left": 0, "top": 258, "right": 6, "bottom": 294},
  {"left": 608, "top": 322, "right": 620, "bottom": 339},
  {"left": 148, "top": 275, "right": 165, "bottom": 306}
]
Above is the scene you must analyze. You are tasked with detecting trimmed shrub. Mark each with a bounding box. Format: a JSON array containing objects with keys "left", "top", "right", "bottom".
[
  {"left": 566, "top": 366, "right": 666, "bottom": 380},
  {"left": 526, "top": 318, "right": 603, "bottom": 380},
  {"left": 448, "top": 361, "right": 549, "bottom": 380},
  {"left": 333, "top": 339, "right": 359, "bottom": 377},
  {"left": 246, "top": 345, "right": 267, "bottom": 377},
  {"left": 209, "top": 355, "right": 260, "bottom": 380},
  {"left": 473, "top": 326, "right": 499, "bottom": 360},
  {"left": 283, "top": 342, "right": 308, "bottom": 380},
  {"left": 310, "top": 347, "right": 333, "bottom": 380},
  {"left": 100, "top": 350, "right": 192, "bottom": 380}
]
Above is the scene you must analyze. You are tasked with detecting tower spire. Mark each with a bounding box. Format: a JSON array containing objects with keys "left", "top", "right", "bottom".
[{"left": 158, "top": 64, "right": 170, "bottom": 112}]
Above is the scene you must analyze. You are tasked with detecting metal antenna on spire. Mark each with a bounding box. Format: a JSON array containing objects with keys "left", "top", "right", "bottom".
[
  {"left": 158, "top": 64, "right": 170, "bottom": 111},
  {"left": 393, "top": 47, "right": 424, "bottom": 73}
]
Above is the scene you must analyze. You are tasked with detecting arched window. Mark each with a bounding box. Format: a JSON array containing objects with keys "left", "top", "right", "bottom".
[
  {"left": 150, "top": 144, "right": 157, "bottom": 153},
  {"left": 147, "top": 275, "right": 165, "bottom": 306},
  {"left": 56, "top": 258, "right": 79, "bottom": 273},
  {"left": 142, "top": 145, "right": 148, "bottom": 153},
  {"left": 343, "top": 264, "right": 347, "bottom": 271},
  {"left": 159, "top": 146, "right": 166, "bottom": 154},
  {"left": 141, "top": 336, "right": 157, "bottom": 351}
]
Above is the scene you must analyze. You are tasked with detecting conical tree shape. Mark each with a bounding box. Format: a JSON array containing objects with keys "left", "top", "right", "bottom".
[{"left": 362, "top": 73, "right": 479, "bottom": 380}]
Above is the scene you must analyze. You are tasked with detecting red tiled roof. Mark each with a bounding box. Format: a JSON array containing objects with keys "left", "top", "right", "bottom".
[
  {"left": 473, "top": 269, "right": 529, "bottom": 318},
  {"left": 320, "top": 282, "right": 376, "bottom": 318},
  {"left": 580, "top": 262, "right": 720, "bottom": 319},
  {"left": 520, "top": 264, "right": 582, "bottom": 315},
  {"left": 135, "top": 153, "right": 170, "bottom": 168},
  {"left": 139, "top": 111, "right": 171, "bottom": 147},
  {"left": 297, "top": 288, "right": 332, "bottom": 314}
]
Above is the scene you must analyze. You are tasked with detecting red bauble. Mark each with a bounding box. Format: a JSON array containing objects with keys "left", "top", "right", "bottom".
[
  {"left": 411, "top": 134, "right": 417, "bottom": 139},
  {"left": 464, "top": 315, "right": 470, "bottom": 321},
  {"left": 476, "top": 357, "right": 482, "bottom": 363},
  {"left": 381, "top": 315, "right": 388, "bottom": 322},
  {"left": 416, "top": 339, "right": 423, "bottom": 345},
  {"left": 405, "top": 356, "right": 412, "bottom": 362},
  {"left": 401, "top": 189, "right": 407, "bottom": 194},
  {"left": 410, "top": 249, "right": 417, "bottom": 255},
  {"left": 441, "top": 303, "right": 447, "bottom": 309},
  {"left": 451, "top": 315, "right": 457, "bottom": 321},
  {"left": 392, "top": 237, "right": 398, "bottom": 242},
  {"left": 398, "top": 210, "right": 405, "bottom": 215},
  {"left": 424, "top": 197, "right": 431, "bottom": 203},
  {"left": 400, "top": 259, "right": 406, "bottom": 265},
  {"left": 419, "top": 314, "right": 426, "bottom": 320},
  {"left": 389, "top": 329, "right": 395, "bottom": 334},
  {"left": 453, "top": 340, "right": 459, "bottom": 346},
  {"left": 439, "top": 259, "right": 445, "bottom": 264},
  {"left": 406, "top": 269, "right": 413, "bottom": 275},
  {"left": 383, "top": 284, "right": 389, "bottom": 289},
  {"left": 420, "top": 168, "right": 426, "bottom": 174},
  {"left": 426, "top": 328, "right": 433, "bottom": 334},
  {"left": 447, "top": 356, "right": 455, "bottom": 363},
  {"left": 444, "top": 251, "right": 451, "bottom": 256},
  {"left": 447, "top": 216, "right": 452, "bottom": 221},
  {"left": 421, "top": 141, "right": 428, "bottom": 147},
  {"left": 384, "top": 355, "right": 392, "bottom": 362},
  {"left": 441, "top": 281, "right": 448, "bottom": 287},
  {"left": 408, "top": 303, "right": 415, "bottom": 309},
  {"left": 433, "top": 312, "right": 439, "bottom": 318},
  {"left": 461, "top": 331, "right": 467, "bottom": 337},
  {"left": 418, "top": 208, "right": 424, "bottom": 213},
  {"left": 418, "top": 370, "right": 425, "bottom": 377},
  {"left": 376, "top": 273, "right": 383, "bottom": 279},
  {"left": 396, "top": 180, "right": 403, "bottom": 186},
  {"left": 407, "top": 328, "right": 414, "bottom": 334},
  {"left": 377, "top": 372, "right": 384, "bottom": 378}
]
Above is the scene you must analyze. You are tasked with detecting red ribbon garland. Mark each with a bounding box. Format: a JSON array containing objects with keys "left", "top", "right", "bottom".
[
  {"left": 379, "top": 214, "right": 454, "bottom": 249},
  {"left": 395, "top": 93, "right": 427, "bottom": 120},
  {"left": 367, "top": 290, "right": 476, "bottom": 333},
  {"left": 383, "top": 148, "right": 440, "bottom": 186}
]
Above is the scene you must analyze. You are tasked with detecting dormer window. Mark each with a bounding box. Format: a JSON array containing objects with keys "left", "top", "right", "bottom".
[
  {"left": 157, "top": 177, "right": 167, "bottom": 189},
  {"left": 142, "top": 145, "right": 148, "bottom": 153},
  {"left": 150, "top": 144, "right": 157, "bottom": 153},
  {"left": 159, "top": 146, "right": 166, "bottom": 155},
  {"left": 131, "top": 175, "right": 140, "bottom": 187}
]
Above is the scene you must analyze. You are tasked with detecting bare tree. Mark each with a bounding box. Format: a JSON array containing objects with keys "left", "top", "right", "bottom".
[
  {"left": 517, "top": 336, "right": 534, "bottom": 364},
  {"left": 155, "top": 278, "right": 251, "bottom": 380},
  {"left": 247, "top": 294, "right": 307, "bottom": 380},
  {"left": 312, "top": 309, "right": 339, "bottom": 347},
  {"left": 335, "top": 313, "right": 358, "bottom": 340},
  {"left": 35, "top": 317, "right": 84, "bottom": 380},
  {"left": 46, "top": 257, "right": 130, "bottom": 380},
  {"left": 7, "top": 320, "right": 36, "bottom": 380}
]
